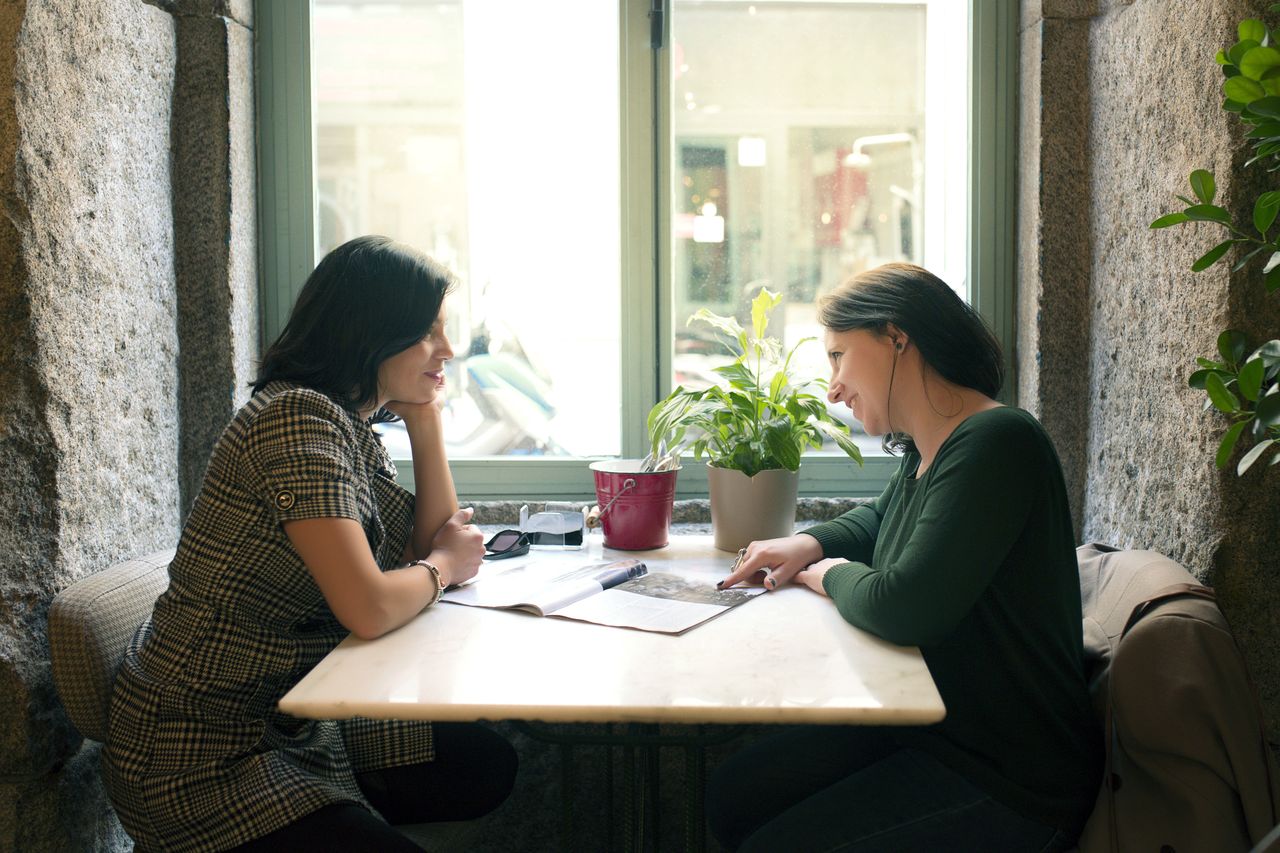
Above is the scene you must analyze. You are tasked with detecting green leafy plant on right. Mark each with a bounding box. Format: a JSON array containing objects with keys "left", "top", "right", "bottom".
[{"left": 1151, "top": 11, "right": 1280, "bottom": 475}]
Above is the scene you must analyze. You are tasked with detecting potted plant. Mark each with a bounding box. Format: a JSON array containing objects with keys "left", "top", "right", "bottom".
[
  {"left": 1151, "top": 11, "right": 1280, "bottom": 474},
  {"left": 646, "top": 287, "right": 863, "bottom": 552}
]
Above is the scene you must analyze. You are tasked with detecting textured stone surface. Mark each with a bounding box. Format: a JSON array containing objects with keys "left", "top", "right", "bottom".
[
  {"left": 0, "top": 743, "right": 131, "bottom": 851},
  {"left": 0, "top": 0, "right": 179, "bottom": 797},
  {"left": 1022, "top": 0, "right": 1099, "bottom": 26},
  {"left": 0, "top": 0, "right": 179, "bottom": 833},
  {"left": 1017, "top": 16, "right": 1093, "bottom": 536},
  {"left": 1023, "top": 0, "right": 1280, "bottom": 734},
  {"left": 173, "top": 11, "right": 258, "bottom": 511}
]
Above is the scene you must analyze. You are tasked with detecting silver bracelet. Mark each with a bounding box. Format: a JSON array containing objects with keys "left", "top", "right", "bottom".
[{"left": 410, "top": 559, "right": 444, "bottom": 606}]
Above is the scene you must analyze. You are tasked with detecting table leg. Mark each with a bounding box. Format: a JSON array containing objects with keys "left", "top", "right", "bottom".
[
  {"left": 560, "top": 742, "right": 574, "bottom": 848},
  {"left": 685, "top": 739, "right": 706, "bottom": 853}
]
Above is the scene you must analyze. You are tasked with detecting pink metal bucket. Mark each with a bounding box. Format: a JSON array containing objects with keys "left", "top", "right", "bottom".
[{"left": 589, "top": 460, "right": 680, "bottom": 551}]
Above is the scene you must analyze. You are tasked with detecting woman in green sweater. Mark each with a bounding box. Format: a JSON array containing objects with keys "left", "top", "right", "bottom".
[{"left": 710, "top": 263, "right": 1100, "bottom": 852}]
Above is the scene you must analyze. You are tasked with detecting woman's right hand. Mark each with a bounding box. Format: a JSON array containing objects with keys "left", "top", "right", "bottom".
[
  {"left": 427, "top": 507, "right": 485, "bottom": 587},
  {"left": 718, "top": 533, "right": 824, "bottom": 591}
]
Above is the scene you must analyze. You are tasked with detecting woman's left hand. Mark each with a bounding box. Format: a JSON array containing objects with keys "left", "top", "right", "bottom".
[
  {"left": 385, "top": 397, "right": 444, "bottom": 428},
  {"left": 794, "top": 557, "right": 846, "bottom": 597}
]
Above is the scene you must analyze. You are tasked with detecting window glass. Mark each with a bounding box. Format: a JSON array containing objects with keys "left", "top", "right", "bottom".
[
  {"left": 313, "top": 0, "right": 622, "bottom": 458},
  {"left": 670, "top": 0, "right": 968, "bottom": 457}
]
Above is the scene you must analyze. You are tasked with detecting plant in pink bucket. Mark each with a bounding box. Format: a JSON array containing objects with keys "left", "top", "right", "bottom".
[{"left": 646, "top": 288, "right": 863, "bottom": 552}]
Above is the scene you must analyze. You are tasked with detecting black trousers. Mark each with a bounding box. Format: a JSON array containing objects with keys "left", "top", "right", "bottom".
[{"left": 231, "top": 722, "right": 518, "bottom": 852}]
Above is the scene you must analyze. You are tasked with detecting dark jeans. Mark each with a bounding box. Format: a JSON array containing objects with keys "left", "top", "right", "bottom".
[
  {"left": 231, "top": 722, "right": 517, "bottom": 853},
  {"left": 707, "top": 726, "right": 1074, "bottom": 853}
]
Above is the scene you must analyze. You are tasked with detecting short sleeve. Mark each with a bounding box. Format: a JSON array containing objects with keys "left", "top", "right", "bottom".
[{"left": 243, "top": 389, "right": 363, "bottom": 524}]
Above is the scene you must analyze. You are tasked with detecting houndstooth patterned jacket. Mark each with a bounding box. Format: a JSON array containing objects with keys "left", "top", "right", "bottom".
[{"left": 104, "top": 382, "right": 435, "bottom": 852}]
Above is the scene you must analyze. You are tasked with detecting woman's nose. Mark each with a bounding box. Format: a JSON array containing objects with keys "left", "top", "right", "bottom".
[{"left": 827, "top": 381, "right": 842, "bottom": 404}]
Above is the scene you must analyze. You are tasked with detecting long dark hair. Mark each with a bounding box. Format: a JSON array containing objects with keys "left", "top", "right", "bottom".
[
  {"left": 252, "top": 235, "right": 455, "bottom": 421},
  {"left": 818, "top": 262, "right": 1004, "bottom": 453}
]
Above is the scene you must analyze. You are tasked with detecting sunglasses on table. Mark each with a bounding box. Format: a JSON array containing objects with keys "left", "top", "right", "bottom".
[{"left": 484, "top": 529, "right": 533, "bottom": 560}]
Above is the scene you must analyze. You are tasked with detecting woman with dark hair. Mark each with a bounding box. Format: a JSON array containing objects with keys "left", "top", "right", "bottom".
[
  {"left": 105, "top": 236, "right": 516, "bottom": 852},
  {"left": 710, "top": 263, "right": 1100, "bottom": 852}
]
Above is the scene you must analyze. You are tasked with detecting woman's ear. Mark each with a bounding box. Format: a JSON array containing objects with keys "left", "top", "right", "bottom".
[{"left": 883, "top": 323, "right": 908, "bottom": 352}]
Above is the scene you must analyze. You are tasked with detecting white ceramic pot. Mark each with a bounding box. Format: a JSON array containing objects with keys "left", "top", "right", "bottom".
[{"left": 706, "top": 463, "right": 799, "bottom": 553}]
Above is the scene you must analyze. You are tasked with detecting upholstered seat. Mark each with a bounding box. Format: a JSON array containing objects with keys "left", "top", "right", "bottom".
[
  {"left": 49, "top": 549, "right": 174, "bottom": 743},
  {"left": 47, "top": 549, "right": 477, "bottom": 850}
]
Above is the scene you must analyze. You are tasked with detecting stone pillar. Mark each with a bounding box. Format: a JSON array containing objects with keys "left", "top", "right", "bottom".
[
  {"left": 0, "top": 1, "right": 179, "bottom": 849},
  {"left": 171, "top": 0, "right": 258, "bottom": 512},
  {"left": 1021, "top": 0, "right": 1280, "bottom": 735},
  {"left": 1017, "top": 0, "right": 1097, "bottom": 537}
]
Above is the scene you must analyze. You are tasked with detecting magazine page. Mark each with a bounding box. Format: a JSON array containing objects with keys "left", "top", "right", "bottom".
[
  {"left": 551, "top": 572, "right": 765, "bottom": 634},
  {"left": 441, "top": 558, "right": 647, "bottom": 616}
]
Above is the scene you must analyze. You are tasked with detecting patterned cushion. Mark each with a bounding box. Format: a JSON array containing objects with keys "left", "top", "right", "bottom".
[{"left": 49, "top": 549, "right": 174, "bottom": 742}]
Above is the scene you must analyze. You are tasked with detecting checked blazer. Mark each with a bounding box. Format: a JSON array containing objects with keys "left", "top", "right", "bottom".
[{"left": 104, "top": 382, "right": 435, "bottom": 852}]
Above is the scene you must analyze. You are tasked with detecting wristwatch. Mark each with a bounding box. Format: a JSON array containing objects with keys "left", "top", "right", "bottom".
[{"left": 410, "top": 559, "right": 445, "bottom": 606}]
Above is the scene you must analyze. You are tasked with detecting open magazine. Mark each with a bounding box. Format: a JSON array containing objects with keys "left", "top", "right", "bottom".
[{"left": 441, "top": 556, "right": 766, "bottom": 635}]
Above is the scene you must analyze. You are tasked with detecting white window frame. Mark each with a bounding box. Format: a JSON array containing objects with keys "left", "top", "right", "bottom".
[{"left": 255, "top": 0, "right": 1017, "bottom": 500}]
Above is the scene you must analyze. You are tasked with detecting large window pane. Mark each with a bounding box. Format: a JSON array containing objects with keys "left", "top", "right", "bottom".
[
  {"left": 669, "top": 0, "right": 968, "bottom": 456},
  {"left": 313, "top": 0, "right": 622, "bottom": 458}
]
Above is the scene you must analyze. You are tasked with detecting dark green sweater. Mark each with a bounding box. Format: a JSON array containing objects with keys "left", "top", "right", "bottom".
[{"left": 805, "top": 407, "right": 1101, "bottom": 833}]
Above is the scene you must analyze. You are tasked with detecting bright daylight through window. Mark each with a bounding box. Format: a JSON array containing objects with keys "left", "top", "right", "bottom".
[{"left": 311, "top": 0, "right": 969, "bottom": 465}]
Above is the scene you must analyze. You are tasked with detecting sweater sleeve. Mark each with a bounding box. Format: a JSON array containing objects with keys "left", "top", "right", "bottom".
[
  {"left": 801, "top": 462, "right": 903, "bottom": 564},
  {"left": 821, "top": 413, "right": 1041, "bottom": 647}
]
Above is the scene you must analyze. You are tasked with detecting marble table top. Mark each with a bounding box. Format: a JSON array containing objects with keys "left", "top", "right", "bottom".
[{"left": 277, "top": 534, "right": 946, "bottom": 726}]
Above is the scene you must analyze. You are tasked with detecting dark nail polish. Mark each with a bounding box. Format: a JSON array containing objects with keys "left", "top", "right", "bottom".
[{"left": 715, "top": 580, "right": 724, "bottom": 589}]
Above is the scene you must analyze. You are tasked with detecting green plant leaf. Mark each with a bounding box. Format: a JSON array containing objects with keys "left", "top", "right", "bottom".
[
  {"left": 763, "top": 425, "right": 802, "bottom": 471},
  {"left": 1184, "top": 204, "right": 1233, "bottom": 224},
  {"left": 1241, "top": 45, "right": 1280, "bottom": 80},
  {"left": 1197, "top": 356, "right": 1229, "bottom": 370},
  {"left": 1217, "top": 420, "right": 1250, "bottom": 467},
  {"left": 1257, "top": 193, "right": 1280, "bottom": 235},
  {"left": 1241, "top": 19, "right": 1268, "bottom": 45},
  {"left": 687, "top": 308, "right": 745, "bottom": 352},
  {"left": 1254, "top": 339, "right": 1280, "bottom": 366},
  {"left": 1230, "top": 38, "right": 1263, "bottom": 67},
  {"left": 1257, "top": 390, "right": 1280, "bottom": 427},
  {"left": 1244, "top": 93, "right": 1280, "bottom": 117},
  {"left": 1206, "top": 371, "right": 1241, "bottom": 412},
  {"left": 1246, "top": 121, "right": 1280, "bottom": 136},
  {"left": 1218, "top": 329, "right": 1249, "bottom": 365},
  {"left": 750, "top": 287, "right": 782, "bottom": 342},
  {"left": 713, "top": 360, "right": 758, "bottom": 391},
  {"left": 1239, "top": 357, "right": 1266, "bottom": 401},
  {"left": 1189, "top": 368, "right": 1232, "bottom": 389},
  {"left": 1267, "top": 264, "right": 1280, "bottom": 291},
  {"left": 1225, "top": 75, "right": 1266, "bottom": 102},
  {"left": 1237, "top": 438, "right": 1276, "bottom": 474},
  {"left": 1189, "top": 169, "right": 1216, "bottom": 203},
  {"left": 1192, "top": 240, "right": 1234, "bottom": 271},
  {"left": 769, "top": 370, "right": 787, "bottom": 402},
  {"left": 1232, "top": 244, "right": 1267, "bottom": 271},
  {"left": 810, "top": 418, "right": 864, "bottom": 466},
  {"left": 1151, "top": 211, "right": 1189, "bottom": 228},
  {"left": 1217, "top": 49, "right": 1232, "bottom": 65}
]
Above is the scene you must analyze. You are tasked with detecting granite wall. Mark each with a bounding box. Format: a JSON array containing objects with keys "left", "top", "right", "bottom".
[
  {"left": 1021, "top": 0, "right": 1280, "bottom": 735},
  {"left": 0, "top": 1, "right": 256, "bottom": 849}
]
